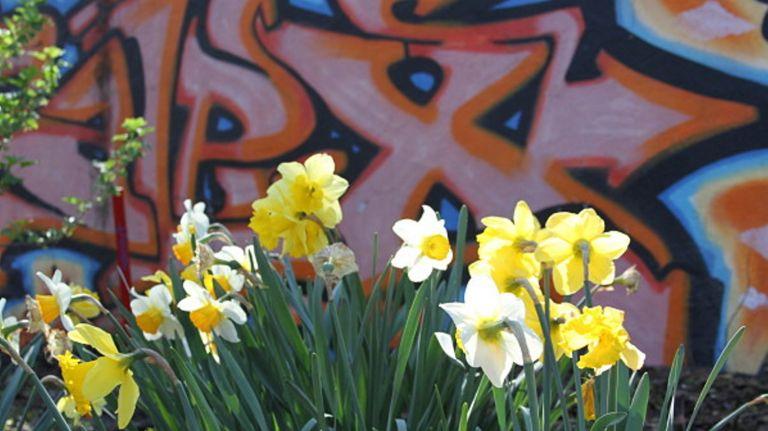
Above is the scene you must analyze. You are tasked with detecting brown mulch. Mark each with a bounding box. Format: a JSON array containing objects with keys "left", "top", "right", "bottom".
[{"left": 646, "top": 365, "right": 768, "bottom": 430}]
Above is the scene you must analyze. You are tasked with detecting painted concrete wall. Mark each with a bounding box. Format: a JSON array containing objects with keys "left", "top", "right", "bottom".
[{"left": 1, "top": 0, "right": 767, "bottom": 373}]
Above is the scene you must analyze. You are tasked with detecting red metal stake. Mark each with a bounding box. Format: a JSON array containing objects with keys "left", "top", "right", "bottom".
[{"left": 111, "top": 193, "right": 131, "bottom": 308}]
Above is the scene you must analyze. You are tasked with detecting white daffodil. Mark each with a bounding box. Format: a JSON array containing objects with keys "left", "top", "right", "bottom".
[
  {"left": 215, "top": 245, "right": 258, "bottom": 272},
  {"left": 177, "top": 280, "right": 246, "bottom": 343},
  {"left": 35, "top": 270, "right": 74, "bottom": 331},
  {"left": 392, "top": 205, "right": 453, "bottom": 282},
  {"left": 172, "top": 199, "right": 211, "bottom": 265},
  {"left": 130, "top": 285, "right": 183, "bottom": 341},
  {"left": 179, "top": 199, "right": 210, "bottom": 239},
  {"left": 0, "top": 298, "right": 20, "bottom": 352},
  {"left": 204, "top": 264, "right": 245, "bottom": 295},
  {"left": 439, "top": 276, "right": 543, "bottom": 387}
]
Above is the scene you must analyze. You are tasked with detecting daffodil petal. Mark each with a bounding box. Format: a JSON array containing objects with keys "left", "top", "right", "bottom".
[
  {"left": 535, "top": 237, "right": 572, "bottom": 263},
  {"left": 591, "top": 231, "right": 630, "bottom": 260},
  {"left": 117, "top": 374, "right": 139, "bottom": 429},
  {"left": 82, "top": 357, "right": 124, "bottom": 401},
  {"left": 513, "top": 200, "right": 539, "bottom": 237},
  {"left": 392, "top": 219, "right": 421, "bottom": 243},
  {"left": 471, "top": 335, "right": 511, "bottom": 388},
  {"left": 620, "top": 342, "right": 645, "bottom": 371},
  {"left": 434, "top": 332, "right": 458, "bottom": 362},
  {"left": 545, "top": 212, "right": 581, "bottom": 242},
  {"left": 406, "top": 257, "right": 434, "bottom": 282},
  {"left": 68, "top": 324, "right": 119, "bottom": 357},
  {"left": 588, "top": 254, "right": 615, "bottom": 285},
  {"left": 578, "top": 208, "right": 605, "bottom": 240},
  {"left": 391, "top": 246, "right": 419, "bottom": 269}
]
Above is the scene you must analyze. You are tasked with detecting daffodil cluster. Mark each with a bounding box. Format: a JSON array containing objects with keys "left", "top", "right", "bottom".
[
  {"left": 249, "top": 153, "right": 349, "bottom": 257},
  {"left": 433, "top": 200, "right": 643, "bottom": 387}
]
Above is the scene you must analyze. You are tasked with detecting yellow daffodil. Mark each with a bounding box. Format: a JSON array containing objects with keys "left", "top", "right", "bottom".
[
  {"left": 68, "top": 324, "right": 139, "bottom": 429},
  {"left": 0, "top": 298, "right": 19, "bottom": 353},
  {"left": 476, "top": 201, "right": 543, "bottom": 278},
  {"left": 172, "top": 199, "right": 210, "bottom": 265},
  {"left": 536, "top": 208, "right": 630, "bottom": 295},
  {"left": 56, "top": 351, "right": 105, "bottom": 420},
  {"left": 559, "top": 306, "right": 645, "bottom": 374},
  {"left": 69, "top": 285, "right": 101, "bottom": 321},
  {"left": 130, "top": 285, "right": 183, "bottom": 341},
  {"left": 271, "top": 153, "right": 349, "bottom": 227},
  {"left": 439, "top": 276, "right": 543, "bottom": 387},
  {"left": 249, "top": 154, "right": 349, "bottom": 257},
  {"left": 35, "top": 270, "right": 74, "bottom": 330},
  {"left": 548, "top": 301, "right": 581, "bottom": 359},
  {"left": 177, "top": 280, "right": 246, "bottom": 343},
  {"left": 392, "top": 205, "right": 453, "bottom": 283}
]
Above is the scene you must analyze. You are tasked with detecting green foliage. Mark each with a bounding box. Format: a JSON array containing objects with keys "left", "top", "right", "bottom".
[
  {"left": 0, "top": 117, "right": 152, "bottom": 246},
  {"left": 0, "top": 0, "right": 63, "bottom": 191},
  {"left": 1, "top": 206, "right": 763, "bottom": 430}
]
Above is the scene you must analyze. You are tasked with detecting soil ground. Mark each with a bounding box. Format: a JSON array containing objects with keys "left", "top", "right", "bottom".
[{"left": 645, "top": 365, "right": 768, "bottom": 430}]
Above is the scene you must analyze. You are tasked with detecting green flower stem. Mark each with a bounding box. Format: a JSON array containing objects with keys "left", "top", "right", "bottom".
[
  {"left": 571, "top": 352, "right": 587, "bottom": 431},
  {"left": 579, "top": 243, "right": 592, "bottom": 307},
  {"left": 1, "top": 319, "right": 28, "bottom": 338},
  {"left": 508, "top": 320, "right": 541, "bottom": 431},
  {"left": 70, "top": 294, "right": 133, "bottom": 343},
  {"left": 518, "top": 275, "right": 571, "bottom": 431},
  {"left": 0, "top": 336, "right": 71, "bottom": 431}
]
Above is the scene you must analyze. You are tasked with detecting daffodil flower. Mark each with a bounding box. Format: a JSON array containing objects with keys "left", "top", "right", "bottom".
[
  {"left": 392, "top": 205, "right": 453, "bottom": 283},
  {"left": 249, "top": 153, "right": 349, "bottom": 257},
  {"left": 56, "top": 350, "right": 105, "bottom": 422},
  {"left": 203, "top": 264, "right": 245, "bottom": 296},
  {"left": 0, "top": 298, "right": 19, "bottom": 353},
  {"left": 177, "top": 280, "right": 247, "bottom": 343},
  {"left": 130, "top": 285, "right": 184, "bottom": 341},
  {"left": 559, "top": 306, "right": 645, "bottom": 374},
  {"left": 68, "top": 324, "right": 139, "bottom": 429},
  {"left": 272, "top": 153, "right": 349, "bottom": 227},
  {"left": 536, "top": 208, "right": 630, "bottom": 295},
  {"left": 439, "top": 276, "right": 543, "bottom": 387},
  {"left": 215, "top": 245, "right": 258, "bottom": 273},
  {"left": 476, "top": 200, "right": 543, "bottom": 278},
  {"left": 172, "top": 199, "right": 210, "bottom": 265},
  {"left": 35, "top": 270, "right": 75, "bottom": 330}
]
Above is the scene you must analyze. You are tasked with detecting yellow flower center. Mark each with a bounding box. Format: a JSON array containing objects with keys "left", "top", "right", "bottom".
[
  {"left": 36, "top": 294, "right": 60, "bottom": 324},
  {"left": 135, "top": 308, "right": 164, "bottom": 334},
  {"left": 189, "top": 302, "right": 223, "bottom": 333},
  {"left": 204, "top": 273, "right": 231, "bottom": 296},
  {"left": 292, "top": 176, "right": 324, "bottom": 213},
  {"left": 421, "top": 234, "right": 450, "bottom": 260},
  {"left": 172, "top": 241, "right": 194, "bottom": 265},
  {"left": 476, "top": 317, "right": 503, "bottom": 343}
]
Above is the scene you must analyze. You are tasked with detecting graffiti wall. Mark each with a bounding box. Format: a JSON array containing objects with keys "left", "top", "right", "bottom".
[{"left": 0, "top": 0, "right": 766, "bottom": 373}]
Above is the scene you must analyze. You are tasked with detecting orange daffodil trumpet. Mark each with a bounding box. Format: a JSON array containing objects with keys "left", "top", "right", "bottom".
[
  {"left": 68, "top": 324, "right": 139, "bottom": 429},
  {"left": 535, "top": 208, "right": 630, "bottom": 296},
  {"left": 56, "top": 350, "right": 106, "bottom": 424},
  {"left": 35, "top": 269, "right": 75, "bottom": 331},
  {"left": 392, "top": 205, "right": 453, "bottom": 282},
  {"left": 437, "top": 276, "right": 543, "bottom": 387},
  {"left": 249, "top": 153, "right": 349, "bottom": 258},
  {"left": 178, "top": 280, "right": 247, "bottom": 361},
  {"left": 130, "top": 284, "right": 184, "bottom": 341},
  {"left": 172, "top": 199, "right": 211, "bottom": 265}
]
